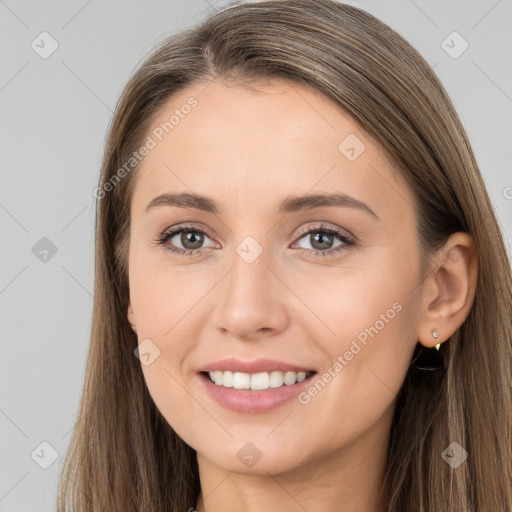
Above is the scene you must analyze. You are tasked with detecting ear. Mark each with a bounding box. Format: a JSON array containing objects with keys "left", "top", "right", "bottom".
[
  {"left": 127, "top": 296, "right": 136, "bottom": 331},
  {"left": 417, "top": 232, "right": 478, "bottom": 348}
]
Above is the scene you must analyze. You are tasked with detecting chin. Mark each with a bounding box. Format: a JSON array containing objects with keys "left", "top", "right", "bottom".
[{"left": 197, "top": 439, "right": 311, "bottom": 476}]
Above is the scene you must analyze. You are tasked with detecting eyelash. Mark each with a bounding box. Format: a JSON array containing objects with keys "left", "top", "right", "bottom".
[{"left": 154, "top": 223, "right": 355, "bottom": 259}]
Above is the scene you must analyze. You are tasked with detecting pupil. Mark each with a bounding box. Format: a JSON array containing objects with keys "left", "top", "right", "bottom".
[
  {"left": 182, "top": 231, "right": 203, "bottom": 249},
  {"left": 311, "top": 232, "right": 332, "bottom": 250}
]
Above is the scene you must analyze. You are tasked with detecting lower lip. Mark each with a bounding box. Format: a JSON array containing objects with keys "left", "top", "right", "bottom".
[{"left": 198, "top": 372, "right": 316, "bottom": 414}]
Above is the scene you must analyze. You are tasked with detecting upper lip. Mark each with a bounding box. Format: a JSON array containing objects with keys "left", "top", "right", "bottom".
[{"left": 197, "top": 358, "right": 315, "bottom": 374}]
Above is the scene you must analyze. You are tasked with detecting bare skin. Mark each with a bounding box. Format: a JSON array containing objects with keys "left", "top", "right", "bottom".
[{"left": 126, "top": 77, "right": 477, "bottom": 512}]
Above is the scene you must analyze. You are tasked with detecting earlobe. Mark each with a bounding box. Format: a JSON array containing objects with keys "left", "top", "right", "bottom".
[
  {"left": 127, "top": 299, "right": 137, "bottom": 334},
  {"left": 417, "top": 232, "right": 478, "bottom": 349}
]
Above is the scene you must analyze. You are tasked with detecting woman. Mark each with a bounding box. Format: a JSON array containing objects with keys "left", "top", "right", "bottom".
[{"left": 57, "top": 1, "right": 512, "bottom": 511}]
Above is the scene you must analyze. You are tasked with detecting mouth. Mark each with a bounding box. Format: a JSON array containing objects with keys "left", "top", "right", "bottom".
[
  {"left": 200, "top": 369, "right": 317, "bottom": 391},
  {"left": 198, "top": 369, "right": 317, "bottom": 414}
]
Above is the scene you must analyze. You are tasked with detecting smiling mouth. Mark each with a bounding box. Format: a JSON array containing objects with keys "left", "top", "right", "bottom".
[{"left": 200, "top": 370, "right": 317, "bottom": 391}]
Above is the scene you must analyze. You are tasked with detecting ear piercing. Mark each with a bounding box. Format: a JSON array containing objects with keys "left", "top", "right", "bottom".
[
  {"left": 432, "top": 329, "right": 441, "bottom": 351},
  {"left": 412, "top": 330, "right": 443, "bottom": 371}
]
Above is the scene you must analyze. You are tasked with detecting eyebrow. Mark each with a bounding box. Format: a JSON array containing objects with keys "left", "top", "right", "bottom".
[{"left": 145, "top": 192, "right": 378, "bottom": 219}]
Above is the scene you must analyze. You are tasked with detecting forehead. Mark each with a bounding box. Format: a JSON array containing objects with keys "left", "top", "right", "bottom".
[{"left": 130, "top": 78, "right": 414, "bottom": 224}]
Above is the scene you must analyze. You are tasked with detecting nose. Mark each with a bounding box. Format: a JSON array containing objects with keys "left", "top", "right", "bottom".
[{"left": 210, "top": 247, "right": 289, "bottom": 341}]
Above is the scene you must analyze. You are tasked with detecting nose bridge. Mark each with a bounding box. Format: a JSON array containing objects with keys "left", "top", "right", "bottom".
[
  {"left": 211, "top": 232, "right": 287, "bottom": 338},
  {"left": 226, "top": 235, "right": 272, "bottom": 309}
]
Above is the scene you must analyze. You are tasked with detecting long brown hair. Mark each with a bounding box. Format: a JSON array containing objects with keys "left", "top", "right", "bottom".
[{"left": 57, "top": 1, "right": 512, "bottom": 510}]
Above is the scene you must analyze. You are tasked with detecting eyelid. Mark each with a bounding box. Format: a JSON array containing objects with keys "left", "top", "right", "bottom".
[
  {"left": 155, "top": 221, "right": 355, "bottom": 257},
  {"left": 294, "top": 222, "right": 355, "bottom": 243},
  {"left": 160, "top": 222, "right": 217, "bottom": 241},
  {"left": 159, "top": 221, "right": 354, "bottom": 242}
]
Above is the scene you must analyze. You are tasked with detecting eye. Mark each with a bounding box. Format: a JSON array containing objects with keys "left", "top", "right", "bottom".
[
  {"left": 292, "top": 223, "right": 354, "bottom": 258},
  {"left": 154, "top": 222, "right": 355, "bottom": 258},
  {"left": 154, "top": 225, "right": 216, "bottom": 257}
]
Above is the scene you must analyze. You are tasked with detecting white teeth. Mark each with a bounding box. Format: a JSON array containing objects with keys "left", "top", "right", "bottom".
[
  {"left": 269, "top": 371, "right": 283, "bottom": 388},
  {"left": 296, "top": 371, "right": 306, "bottom": 382},
  {"left": 232, "top": 372, "right": 251, "bottom": 389},
  {"left": 206, "top": 370, "right": 312, "bottom": 390},
  {"left": 250, "top": 372, "right": 269, "bottom": 390},
  {"left": 222, "top": 370, "right": 233, "bottom": 387},
  {"left": 283, "top": 371, "right": 296, "bottom": 385}
]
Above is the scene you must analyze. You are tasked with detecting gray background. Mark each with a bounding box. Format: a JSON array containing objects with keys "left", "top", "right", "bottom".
[{"left": 1, "top": 1, "right": 511, "bottom": 510}]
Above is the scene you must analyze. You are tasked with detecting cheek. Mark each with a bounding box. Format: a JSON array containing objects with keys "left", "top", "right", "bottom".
[
  {"left": 129, "top": 238, "right": 209, "bottom": 331},
  {"left": 290, "top": 313, "right": 415, "bottom": 465},
  {"left": 293, "top": 249, "right": 417, "bottom": 352},
  {"left": 296, "top": 250, "right": 419, "bottom": 422},
  {"left": 129, "top": 257, "right": 215, "bottom": 415}
]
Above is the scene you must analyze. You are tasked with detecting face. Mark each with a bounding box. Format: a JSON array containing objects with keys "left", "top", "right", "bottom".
[{"left": 126, "top": 77, "right": 425, "bottom": 476}]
